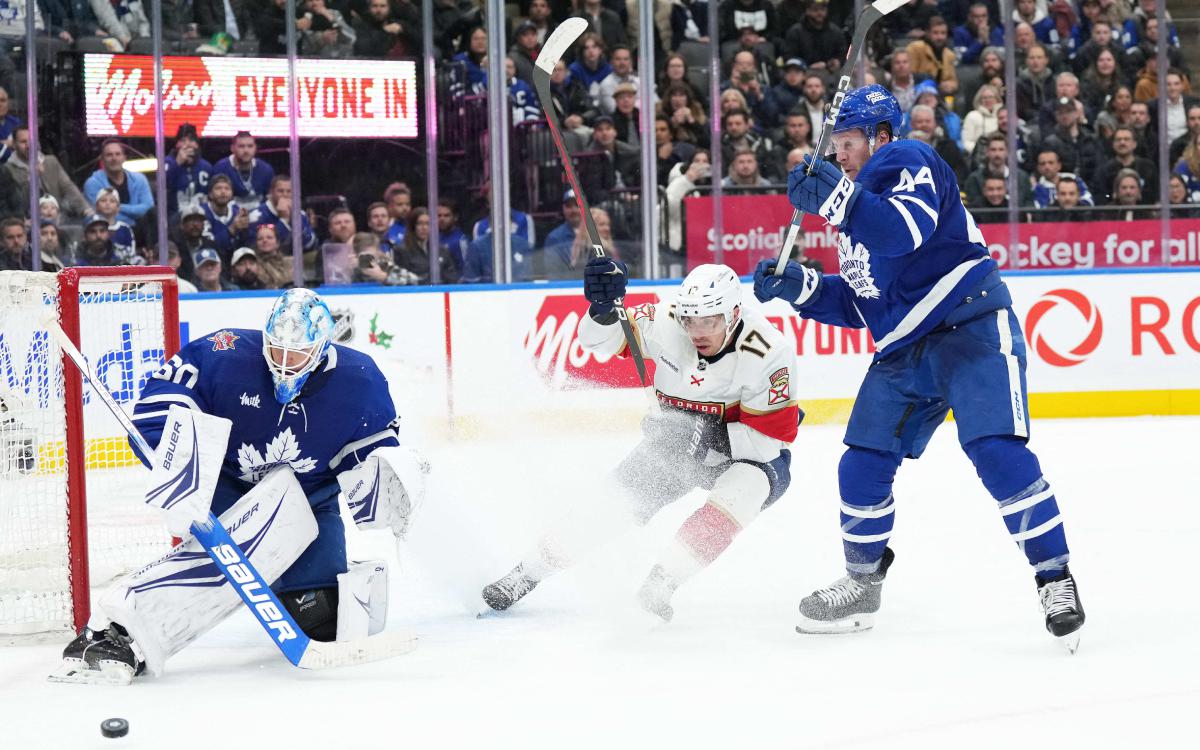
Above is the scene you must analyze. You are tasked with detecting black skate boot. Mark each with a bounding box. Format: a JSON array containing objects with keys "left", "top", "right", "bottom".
[
  {"left": 636, "top": 565, "right": 680, "bottom": 622},
  {"left": 1037, "top": 567, "right": 1084, "bottom": 654},
  {"left": 481, "top": 563, "right": 541, "bottom": 612},
  {"left": 49, "top": 623, "right": 145, "bottom": 685},
  {"left": 796, "top": 547, "right": 896, "bottom": 634}
]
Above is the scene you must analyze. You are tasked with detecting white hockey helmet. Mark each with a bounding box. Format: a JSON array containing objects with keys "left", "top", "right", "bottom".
[
  {"left": 675, "top": 264, "right": 742, "bottom": 337},
  {"left": 263, "top": 288, "right": 336, "bottom": 404}
]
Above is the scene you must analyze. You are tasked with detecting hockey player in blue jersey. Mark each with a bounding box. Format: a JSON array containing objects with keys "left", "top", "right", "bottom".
[
  {"left": 753, "top": 84, "right": 1085, "bottom": 652},
  {"left": 55, "top": 289, "right": 425, "bottom": 683}
]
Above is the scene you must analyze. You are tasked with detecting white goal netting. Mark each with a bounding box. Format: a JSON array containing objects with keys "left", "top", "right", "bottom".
[{"left": 0, "top": 270, "right": 175, "bottom": 639}]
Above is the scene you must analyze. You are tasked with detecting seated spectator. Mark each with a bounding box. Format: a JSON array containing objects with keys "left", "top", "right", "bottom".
[
  {"left": 885, "top": 49, "right": 929, "bottom": 113},
  {"left": 436, "top": 200, "right": 468, "bottom": 271},
  {"left": 658, "top": 54, "right": 705, "bottom": 107},
  {"left": 0, "top": 161, "right": 18, "bottom": 218},
  {"left": 1133, "top": 51, "right": 1158, "bottom": 102},
  {"left": 354, "top": 0, "right": 411, "bottom": 58},
  {"left": 83, "top": 139, "right": 153, "bottom": 225},
  {"left": 88, "top": 0, "right": 148, "bottom": 50},
  {"left": 906, "top": 15, "right": 958, "bottom": 97},
  {"left": 767, "top": 109, "right": 814, "bottom": 180},
  {"left": 907, "top": 80, "right": 963, "bottom": 148},
  {"left": 5, "top": 126, "right": 89, "bottom": 219},
  {"left": 1093, "top": 126, "right": 1156, "bottom": 205},
  {"left": 953, "top": 2, "right": 1003, "bottom": 65},
  {"left": 664, "top": 150, "right": 711, "bottom": 251},
  {"left": 1173, "top": 133, "right": 1200, "bottom": 203},
  {"left": 1122, "top": 0, "right": 1178, "bottom": 51},
  {"left": 1149, "top": 69, "right": 1200, "bottom": 145},
  {"left": 771, "top": 58, "right": 807, "bottom": 116},
  {"left": 352, "top": 231, "right": 420, "bottom": 285},
  {"left": 718, "top": 87, "right": 749, "bottom": 119},
  {"left": 202, "top": 174, "right": 249, "bottom": 257},
  {"left": 1037, "top": 72, "right": 1090, "bottom": 135},
  {"left": 301, "top": 0, "right": 356, "bottom": 58},
  {"left": 543, "top": 190, "right": 584, "bottom": 278},
  {"left": 568, "top": 32, "right": 612, "bottom": 110},
  {"left": 1041, "top": 96, "right": 1103, "bottom": 186},
  {"left": 472, "top": 201, "right": 536, "bottom": 247},
  {"left": 193, "top": 248, "right": 238, "bottom": 292},
  {"left": 1037, "top": 174, "right": 1089, "bottom": 221},
  {"left": 611, "top": 82, "right": 640, "bottom": 145},
  {"left": 598, "top": 45, "right": 637, "bottom": 116},
  {"left": 38, "top": 195, "right": 59, "bottom": 225},
  {"left": 959, "top": 46, "right": 1005, "bottom": 112},
  {"left": 656, "top": 115, "right": 695, "bottom": 187},
  {"left": 1080, "top": 48, "right": 1124, "bottom": 116},
  {"left": 968, "top": 174, "right": 1016, "bottom": 224},
  {"left": 1124, "top": 18, "right": 1185, "bottom": 83},
  {"left": 93, "top": 188, "right": 138, "bottom": 264},
  {"left": 384, "top": 186, "right": 413, "bottom": 248},
  {"left": 365, "top": 200, "right": 392, "bottom": 253},
  {"left": 213, "top": 131, "right": 275, "bottom": 211},
  {"left": 0, "top": 85, "right": 19, "bottom": 165},
  {"left": 195, "top": 0, "right": 249, "bottom": 40},
  {"left": 522, "top": 0, "right": 553, "bottom": 45},
  {"left": 393, "top": 208, "right": 459, "bottom": 284},
  {"left": 671, "top": 0, "right": 709, "bottom": 51},
  {"left": 720, "top": 108, "right": 771, "bottom": 171},
  {"left": 658, "top": 83, "right": 709, "bottom": 148},
  {"left": 509, "top": 20, "right": 541, "bottom": 84},
  {"left": 507, "top": 57, "right": 541, "bottom": 123},
  {"left": 775, "top": 0, "right": 805, "bottom": 32},
  {"left": 171, "top": 201, "right": 218, "bottom": 278},
  {"left": 882, "top": 0, "right": 936, "bottom": 41},
  {"left": 76, "top": 216, "right": 121, "bottom": 267},
  {"left": 908, "top": 104, "right": 969, "bottom": 183},
  {"left": 722, "top": 148, "right": 770, "bottom": 189},
  {"left": 0, "top": 216, "right": 31, "bottom": 271},
  {"left": 1012, "top": 21, "right": 1039, "bottom": 70},
  {"left": 229, "top": 247, "right": 268, "bottom": 290},
  {"left": 1017, "top": 43, "right": 1055, "bottom": 125},
  {"left": 449, "top": 26, "right": 488, "bottom": 96},
  {"left": 720, "top": 50, "right": 780, "bottom": 130},
  {"left": 1109, "top": 168, "right": 1153, "bottom": 220},
  {"left": 1093, "top": 85, "right": 1135, "bottom": 144},
  {"left": 1032, "top": 148, "right": 1094, "bottom": 208},
  {"left": 1071, "top": 20, "right": 1123, "bottom": 77},
  {"left": 962, "top": 84, "right": 1001, "bottom": 156},
  {"left": 798, "top": 74, "right": 827, "bottom": 144},
  {"left": 165, "top": 124, "right": 213, "bottom": 216},
  {"left": 253, "top": 223, "right": 295, "bottom": 289},
  {"left": 325, "top": 206, "right": 357, "bottom": 248},
  {"left": 254, "top": 0, "right": 314, "bottom": 55},
  {"left": 586, "top": 115, "right": 640, "bottom": 192},
  {"left": 785, "top": 147, "right": 809, "bottom": 173},
  {"left": 1168, "top": 173, "right": 1199, "bottom": 217},
  {"left": 575, "top": 0, "right": 626, "bottom": 51},
  {"left": 246, "top": 175, "right": 317, "bottom": 253},
  {"left": 37, "top": 221, "right": 69, "bottom": 272},
  {"left": 782, "top": 0, "right": 846, "bottom": 73},
  {"left": 548, "top": 58, "right": 598, "bottom": 135},
  {"left": 1041, "top": 0, "right": 1080, "bottom": 60},
  {"left": 963, "top": 132, "right": 1034, "bottom": 206},
  {"left": 718, "top": 0, "right": 777, "bottom": 46},
  {"left": 1011, "top": 0, "right": 1049, "bottom": 39},
  {"left": 720, "top": 23, "right": 775, "bottom": 73},
  {"left": 1169, "top": 104, "right": 1200, "bottom": 170},
  {"left": 461, "top": 231, "right": 534, "bottom": 283}
]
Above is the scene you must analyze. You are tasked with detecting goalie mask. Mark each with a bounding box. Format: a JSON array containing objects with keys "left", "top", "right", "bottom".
[
  {"left": 675, "top": 264, "right": 742, "bottom": 348},
  {"left": 263, "top": 288, "right": 335, "bottom": 404}
]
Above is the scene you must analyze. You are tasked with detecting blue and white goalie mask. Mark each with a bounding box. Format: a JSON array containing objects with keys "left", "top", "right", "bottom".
[{"left": 263, "top": 288, "right": 335, "bottom": 404}]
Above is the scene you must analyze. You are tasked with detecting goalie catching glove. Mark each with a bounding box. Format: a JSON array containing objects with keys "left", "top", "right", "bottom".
[{"left": 337, "top": 446, "right": 430, "bottom": 539}]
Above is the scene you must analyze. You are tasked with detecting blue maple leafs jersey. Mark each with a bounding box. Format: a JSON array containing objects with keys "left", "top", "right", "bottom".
[
  {"left": 130, "top": 328, "right": 399, "bottom": 505},
  {"left": 803, "top": 139, "right": 1000, "bottom": 355}
]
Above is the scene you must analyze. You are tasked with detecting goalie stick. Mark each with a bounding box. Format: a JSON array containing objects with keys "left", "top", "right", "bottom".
[
  {"left": 772, "top": 0, "right": 909, "bottom": 276},
  {"left": 46, "top": 323, "right": 416, "bottom": 673},
  {"left": 532, "top": 17, "right": 654, "bottom": 404}
]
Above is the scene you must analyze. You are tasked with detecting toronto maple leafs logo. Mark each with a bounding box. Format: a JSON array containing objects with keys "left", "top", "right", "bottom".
[
  {"left": 838, "top": 235, "right": 881, "bottom": 300},
  {"left": 237, "top": 428, "right": 317, "bottom": 483}
]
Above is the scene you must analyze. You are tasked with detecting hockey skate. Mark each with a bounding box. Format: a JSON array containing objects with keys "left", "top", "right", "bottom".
[
  {"left": 480, "top": 563, "right": 541, "bottom": 613},
  {"left": 636, "top": 565, "right": 680, "bottom": 622},
  {"left": 1037, "top": 567, "right": 1085, "bottom": 654},
  {"left": 48, "top": 624, "right": 145, "bottom": 686},
  {"left": 796, "top": 547, "right": 895, "bottom": 634}
]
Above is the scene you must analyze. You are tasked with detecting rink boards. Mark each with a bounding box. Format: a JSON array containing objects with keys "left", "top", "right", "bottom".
[{"left": 173, "top": 269, "right": 1200, "bottom": 436}]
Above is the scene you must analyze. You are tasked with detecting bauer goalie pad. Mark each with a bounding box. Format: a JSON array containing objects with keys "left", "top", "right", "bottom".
[
  {"left": 145, "top": 404, "right": 232, "bottom": 537},
  {"left": 92, "top": 467, "right": 317, "bottom": 676},
  {"left": 336, "top": 560, "right": 388, "bottom": 641},
  {"left": 338, "top": 446, "right": 429, "bottom": 539}
]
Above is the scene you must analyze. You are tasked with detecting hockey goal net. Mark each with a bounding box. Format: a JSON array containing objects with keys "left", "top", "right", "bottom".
[{"left": 0, "top": 267, "right": 180, "bottom": 640}]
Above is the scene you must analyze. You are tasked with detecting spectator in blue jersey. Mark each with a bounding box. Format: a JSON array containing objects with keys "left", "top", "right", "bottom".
[
  {"left": 1122, "top": 0, "right": 1178, "bottom": 51},
  {"left": 212, "top": 131, "right": 275, "bottom": 211},
  {"left": 1036, "top": 173, "right": 1090, "bottom": 222},
  {"left": 1032, "top": 147, "right": 1094, "bottom": 208},
  {"left": 384, "top": 186, "right": 413, "bottom": 248},
  {"left": 435, "top": 200, "right": 468, "bottom": 272},
  {"left": 450, "top": 26, "right": 487, "bottom": 97},
  {"left": 567, "top": 32, "right": 612, "bottom": 110},
  {"left": 1071, "top": 20, "right": 1124, "bottom": 78},
  {"left": 904, "top": 80, "right": 963, "bottom": 149},
  {"left": 953, "top": 2, "right": 1003, "bottom": 65},
  {"left": 246, "top": 175, "right": 317, "bottom": 253},
  {"left": 461, "top": 230, "right": 533, "bottom": 283},
  {"left": 365, "top": 201, "right": 393, "bottom": 255},
  {"left": 92, "top": 189, "right": 138, "bottom": 264},
  {"left": 1173, "top": 134, "right": 1200, "bottom": 203},
  {"left": 83, "top": 140, "right": 154, "bottom": 225},
  {"left": 192, "top": 248, "right": 239, "bottom": 292},
  {"left": 0, "top": 85, "right": 20, "bottom": 165},
  {"left": 471, "top": 180, "right": 535, "bottom": 246},
  {"left": 164, "top": 124, "right": 212, "bottom": 216},
  {"left": 506, "top": 57, "right": 541, "bottom": 123},
  {"left": 1038, "top": 0, "right": 1078, "bottom": 58},
  {"left": 543, "top": 189, "right": 583, "bottom": 278},
  {"left": 720, "top": 50, "right": 781, "bottom": 131},
  {"left": 202, "top": 174, "right": 249, "bottom": 257}
]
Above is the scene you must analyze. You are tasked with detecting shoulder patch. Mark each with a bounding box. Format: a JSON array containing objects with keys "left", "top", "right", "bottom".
[
  {"left": 207, "top": 330, "right": 240, "bottom": 351},
  {"left": 768, "top": 366, "right": 790, "bottom": 405},
  {"left": 631, "top": 303, "right": 656, "bottom": 322}
]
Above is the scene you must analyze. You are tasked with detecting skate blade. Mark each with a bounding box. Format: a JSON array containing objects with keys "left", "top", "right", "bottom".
[
  {"left": 1056, "top": 631, "right": 1081, "bottom": 655},
  {"left": 795, "top": 613, "right": 875, "bottom": 635},
  {"left": 47, "top": 658, "right": 134, "bottom": 686}
]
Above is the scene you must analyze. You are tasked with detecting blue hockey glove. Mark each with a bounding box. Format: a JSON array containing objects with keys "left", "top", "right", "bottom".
[
  {"left": 752, "top": 258, "right": 821, "bottom": 306},
  {"left": 583, "top": 255, "right": 628, "bottom": 316},
  {"left": 788, "top": 156, "right": 860, "bottom": 227}
]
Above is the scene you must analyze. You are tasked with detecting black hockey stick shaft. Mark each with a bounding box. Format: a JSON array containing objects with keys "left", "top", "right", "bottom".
[
  {"left": 532, "top": 17, "right": 652, "bottom": 392},
  {"left": 772, "top": 0, "right": 909, "bottom": 276}
]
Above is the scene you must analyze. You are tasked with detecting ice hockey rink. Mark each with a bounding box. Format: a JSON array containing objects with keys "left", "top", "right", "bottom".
[{"left": 1, "top": 415, "right": 1197, "bottom": 749}]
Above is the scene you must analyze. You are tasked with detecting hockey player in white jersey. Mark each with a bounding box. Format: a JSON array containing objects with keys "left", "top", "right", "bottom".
[
  {"left": 753, "top": 84, "right": 1085, "bottom": 651},
  {"left": 482, "top": 262, "right": 801, "bottom": 620}
]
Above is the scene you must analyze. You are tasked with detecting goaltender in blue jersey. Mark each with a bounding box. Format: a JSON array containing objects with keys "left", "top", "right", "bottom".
[{"left": 754, "top": 84, "right": 1086, "bottom": 652}]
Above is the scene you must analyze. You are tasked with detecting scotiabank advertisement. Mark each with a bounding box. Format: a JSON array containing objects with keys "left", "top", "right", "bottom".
[
  {"left": 684, "top": 194, "right": 1200, "bottom": 274},
  {"left": 82, "top": 54, "right": 418, "bottom": 139}
]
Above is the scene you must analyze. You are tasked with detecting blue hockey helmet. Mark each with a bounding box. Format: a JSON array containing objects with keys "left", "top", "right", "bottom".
[
  {"left": 832, "top": 84, "right": 904, "bottom": 144},
  {"left": 263, "top": 288, "right": 336, "bottom": 404}
]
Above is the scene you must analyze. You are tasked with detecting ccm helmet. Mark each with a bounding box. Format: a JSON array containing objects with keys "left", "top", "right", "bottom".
[{"left": 832, "top": 83, "right": 904, "bottom": 149}]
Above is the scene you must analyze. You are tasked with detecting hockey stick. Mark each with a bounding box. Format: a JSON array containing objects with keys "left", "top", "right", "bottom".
[
  {"left": 46, "top": 323, "right": 416, "bottom": 670},
  {"left": 773, "top": 0, "right": 908, "bottom": 276},
  {"left": 532, "top": 18, "right": 655, "bottom": 404}
]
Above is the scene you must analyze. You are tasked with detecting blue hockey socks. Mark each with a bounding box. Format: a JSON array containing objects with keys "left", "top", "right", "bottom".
[{"left": 838, "top": 447, "right": 903, "bottom": 575}]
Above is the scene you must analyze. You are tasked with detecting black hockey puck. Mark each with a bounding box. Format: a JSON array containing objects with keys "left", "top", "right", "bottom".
[{"left": 100, "top": 718, "right": 129, "bottom": 738}]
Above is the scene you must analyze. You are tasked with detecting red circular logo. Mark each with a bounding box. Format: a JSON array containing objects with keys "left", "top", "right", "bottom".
[
  {"left": 97, "top": 55, "right": 215, "bottom": 136},
  {"left": 1025, "top": 289, "right": 1103, "bottom": 367}
]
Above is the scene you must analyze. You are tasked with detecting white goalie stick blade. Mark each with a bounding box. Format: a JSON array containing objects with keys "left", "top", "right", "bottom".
[
  {"left": 47, "top": 659, "right": 136, "bottom": 686},
  {"left": 295, "top": 628, "right": 418, "bottom": 670},
  {"left": 534, "top": 17, "right": 588, "bottom": 75}
]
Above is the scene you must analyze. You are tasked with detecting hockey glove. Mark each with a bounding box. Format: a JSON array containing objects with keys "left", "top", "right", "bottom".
[
  {"left": 641, "top": 409, "right": 729, "bottom": 462},
  {"left": 788, "top": 156, "right": 860, "bottom": 227},
  {"left": 753, "top": 258, "right": 821, "bottom": 306},
  {"left": 145, "top": 405, "right": 231, "bottom": 538},
  {"left": 686, "top": 411, "right": 731, "bottom": 462},
  {"left": 583, "top": 256, "right": 628, "bottom": 317}
]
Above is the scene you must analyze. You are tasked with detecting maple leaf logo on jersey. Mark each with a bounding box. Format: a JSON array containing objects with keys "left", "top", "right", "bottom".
[
  {"left": 207, "top": 330, "right": 240, "bottom": 351},
  {"left": 236, "top": 427, "right": 318, "bottom": 483},
  {"left": 838, "top": 236, "right": 881, "bottom": 300}
]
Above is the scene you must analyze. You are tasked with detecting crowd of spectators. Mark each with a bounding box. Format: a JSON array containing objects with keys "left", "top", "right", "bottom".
[{"left": 1, "top": 0, "right": 1198, "bottom": 287}]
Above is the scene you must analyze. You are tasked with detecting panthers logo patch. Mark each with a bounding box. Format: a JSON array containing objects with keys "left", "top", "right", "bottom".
[{"left": 768, "top": 367, "right": 790, "bottom": 405}]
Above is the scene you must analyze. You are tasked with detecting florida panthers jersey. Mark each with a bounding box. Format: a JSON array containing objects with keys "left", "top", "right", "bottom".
[
  {"left": 130, "top": 328, "right": 399, "bottom": 505},
  {"left": 580, "top": 302, "right": 800, "bottom": 463},
  {"left": 803, "top": 139, "right": 1001, "bottom": 356}
]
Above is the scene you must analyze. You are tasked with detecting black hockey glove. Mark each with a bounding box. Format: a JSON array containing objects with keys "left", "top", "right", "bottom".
[
  {"left": 642, "top": 409, "right": 730, "bottom": 462},
  {"left": 583, "top": 256, "right": 628, "bottom": 319}
]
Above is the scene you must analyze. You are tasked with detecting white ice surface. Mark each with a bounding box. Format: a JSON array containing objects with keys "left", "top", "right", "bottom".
[{"left": 1, "top": 416, "right": 1198, "bottom": 749}]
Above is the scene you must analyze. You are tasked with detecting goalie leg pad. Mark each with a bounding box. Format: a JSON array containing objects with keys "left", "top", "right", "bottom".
[
  {"left": 93, "top": 468, "right": 317, "bottom": 676},
  {"left": 335, "top": 560, "right": 389, "bottom": 641},
  {"left": 274, "top": 490, "right": 348, "bottom": 592}
]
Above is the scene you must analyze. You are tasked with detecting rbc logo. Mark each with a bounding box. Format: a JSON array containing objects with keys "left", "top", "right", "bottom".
[{"left": 1025, "top": 289, "right": 1103, "bottom": 367}]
